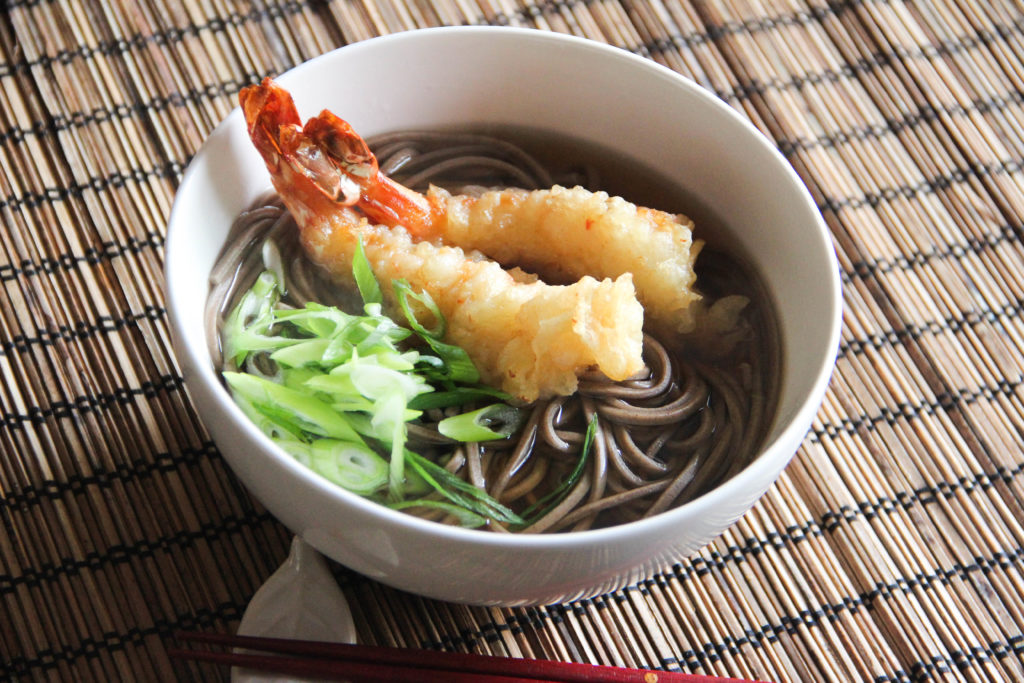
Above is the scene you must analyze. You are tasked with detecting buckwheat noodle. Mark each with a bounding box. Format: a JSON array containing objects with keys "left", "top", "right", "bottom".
[{"left": 207, "top": 130, "right": 780, "bottom": 533}]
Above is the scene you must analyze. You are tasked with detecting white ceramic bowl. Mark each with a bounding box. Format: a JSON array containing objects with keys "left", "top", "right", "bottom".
[{"left": 166, "top": 27, "right": 841, "bottom": 606}]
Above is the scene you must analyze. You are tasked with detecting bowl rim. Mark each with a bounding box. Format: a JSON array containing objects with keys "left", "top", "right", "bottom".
[{"left": 166, "top": 25, "right": 843, "bottom": 551}]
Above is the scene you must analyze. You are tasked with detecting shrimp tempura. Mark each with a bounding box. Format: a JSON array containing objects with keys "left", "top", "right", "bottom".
[
  {"left": 301, "top": 113, "right": 704, "bottom": 340},
  {"left": 239, "top": 78, "right": 644, "bottom": 401},
  {"left": 423, "top": 184, "right": 702, "bottom": 340}
]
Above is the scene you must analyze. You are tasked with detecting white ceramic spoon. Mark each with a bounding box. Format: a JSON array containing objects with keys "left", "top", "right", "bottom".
[{"left": 232, "top": 537, "right": 358, "bottom": 682}]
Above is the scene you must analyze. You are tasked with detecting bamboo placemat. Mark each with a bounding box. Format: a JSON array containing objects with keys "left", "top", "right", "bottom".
[{"left": 3, "top": 0, "right": 1024, "bottom": 681}]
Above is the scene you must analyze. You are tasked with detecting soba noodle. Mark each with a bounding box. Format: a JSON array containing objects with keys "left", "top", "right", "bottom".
[{"left": 207, "top": 129, "right": 779, "bottom": 533}]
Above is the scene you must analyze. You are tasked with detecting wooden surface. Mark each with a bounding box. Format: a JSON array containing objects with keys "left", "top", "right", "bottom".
[{"left": 2, "top": 1, "right": 1024, "bottom": 681}]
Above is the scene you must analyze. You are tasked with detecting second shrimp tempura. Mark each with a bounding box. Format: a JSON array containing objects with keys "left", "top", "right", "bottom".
[
  {"left": 240, "top": 78, "right": 644, "bottom": 401},
  {"left": 422, "top": 184, "right": 702, "bottom": 339}
]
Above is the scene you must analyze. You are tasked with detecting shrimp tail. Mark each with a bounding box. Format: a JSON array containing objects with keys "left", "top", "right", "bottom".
[
  {"left": 305, "top": 110, "right": 435, "bottom": 235},
  {"left": 239, "top": 78, "right": 350, "bottom": 217},
  {"left": 239, "top": 78, "right": 301, "bottom": 161},
  {"left": 239, "top": 78, "right": 435, "bottom": 234}
]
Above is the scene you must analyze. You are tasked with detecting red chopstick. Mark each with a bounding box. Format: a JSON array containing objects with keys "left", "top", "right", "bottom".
[{"left": 170, "top": 631, "right": 760, "bottom": 682}]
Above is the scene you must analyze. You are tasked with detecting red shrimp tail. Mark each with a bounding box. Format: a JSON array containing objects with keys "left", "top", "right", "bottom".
[
  {"left": 305, "top": 110, "right": 434, "bottom": 235},
  {"left": 239, "top": 77, "right": 302, "bottom": 168},
  {"left": 240, "top": 78, "right": 435, "bottom": 235}
]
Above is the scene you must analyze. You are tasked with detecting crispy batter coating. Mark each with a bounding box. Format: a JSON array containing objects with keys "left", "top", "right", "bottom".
[{"left": 425, "top": 184, "right": 702, "bottom": 339}]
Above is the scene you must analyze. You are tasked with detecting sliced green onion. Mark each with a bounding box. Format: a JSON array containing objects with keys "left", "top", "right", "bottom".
[
  {"left": 393, "top": 279, "right": 445, "bottom": 339},
  {"left": 516, "top": 414, "right": 598, "bottom": 527},
  {"left": 220, "top": 265, "right": 515, "bottom": 526},
  {"left": 388, "top": 499, "right": 488, "bottom": 528},
  {"left": 278, "top": 440, "right": 388, "bottom": 495},
  {"left": 222, "top": 271, "right": 291, "bottom": 365},
  {"left": 345, "top": 359, "right": 431, "bottom": 402},
  {"left": 392, "top": 279, "right": 479, "bottom": 383},
  {"left": 416, "top": 338, "right": 479, "bottom": 383},
  {"left": 408, "top": 386, "right": 513, "bottom": 411},
  {"left": 270, "top": 338, "right": 333, "bottom": 368},
  {"left": 352, "top": 237, "right": 383, "bottom": 306},
  {"left": 371, "top": 391, "right": 411, "bottom": 500},
  {"left": 438, "top": 404, "right": 524, "bottom": 442},
  {"left": 405, "top": 451, "right": 524, "bottom": 526},
  {"left": 226, "top": 379, "right": 306, "bottom": 442},
  {"left": 224, "top": 372, "right": 363, "bottom": 443}
]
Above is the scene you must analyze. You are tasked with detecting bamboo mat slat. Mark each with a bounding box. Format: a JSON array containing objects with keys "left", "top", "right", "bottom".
[{"left": 3, "top": 1, "right": 1024, "bottom": 681}]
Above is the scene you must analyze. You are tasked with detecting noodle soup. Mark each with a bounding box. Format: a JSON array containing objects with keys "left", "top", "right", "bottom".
[{"left": 207, "top": 125, "right": 781, "bottom": 533}]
